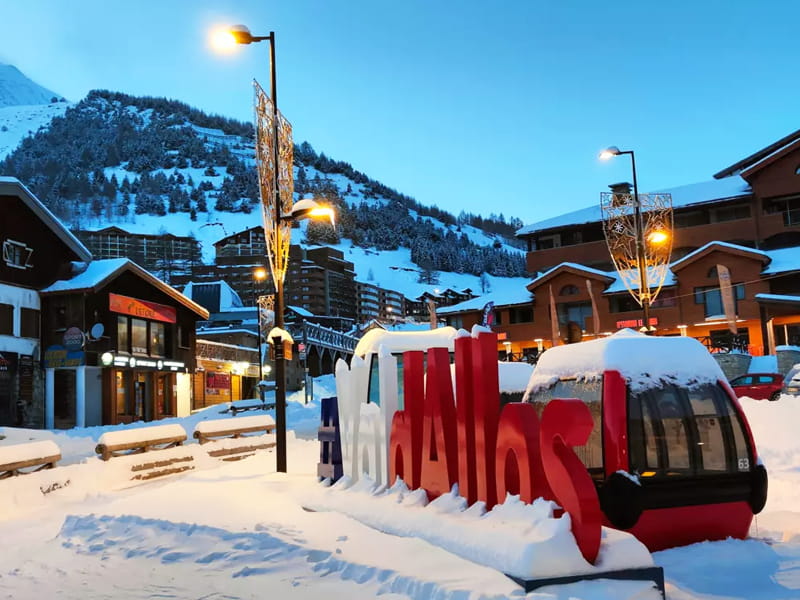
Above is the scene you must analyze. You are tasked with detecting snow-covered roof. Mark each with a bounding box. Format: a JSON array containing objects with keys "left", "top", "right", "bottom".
[
  {"left": 762, "top": 246, "right": 800, "bottom": 275},
  {"left": 41, "top": 258, "right": 209, "bottom": 319},
  {"left": 516, "top": 176, "right": 752, "bottom": 235},
  {"left": 527, "top": 262, "right": 614, "bottom": 289},
  {"left": 603, "top": 267, "right": 677, "bottom": 294},
  {"left": 437, "top": 288, "right": 533, "bottom": 315},
  {"left": 525, "top": 329, "right": 726, "bottom": 393},
  {"left": 288, "top": 305, "right": 314, "bottom": 317},
  {"left": 670, "top": 241, "right": 770, "bottom": 271},
  {"left": 0, "top": 176, "right": 92, "bottom": 262},
  {"left": 182, "top": 280, "right": 243, "bottom": 311},
  {"left": 354, "top": 326, "right": 459, "bottom": 357},
  {"left": 755, "top": 293, "right": 800, "bottom": 304}
]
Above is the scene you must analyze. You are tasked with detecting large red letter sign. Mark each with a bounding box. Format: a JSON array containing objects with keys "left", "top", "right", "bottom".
[
  {"left": 494, "top": 402, "right": 554, "bottom": 505},
  {"left": 388, "top": 351, "right": 425, "bottom": 489},
  {"left": 418, "top": 347, "right": 458, "bottom": 499},
  {"left": 540, "top": 398, "right": 602, "bottom": 564},
  {"left": 454, "top": 335, "right": 477, "bottom": 505},
  {"left": 471, "top": 332, "right": 500, "bottom": 507}
]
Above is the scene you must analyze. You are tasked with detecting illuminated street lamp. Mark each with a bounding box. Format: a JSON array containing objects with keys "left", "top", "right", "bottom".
[
  {"left": 215, "top": 24, "right": 334, "bottom": 472},
  {"left": 599, "top": 147, "right": 673, "bottom": 333}
]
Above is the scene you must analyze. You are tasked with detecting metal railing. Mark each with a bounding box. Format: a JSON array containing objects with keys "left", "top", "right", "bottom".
[{"left": 302, "top": 321, "right": 359, "bottom": 353}]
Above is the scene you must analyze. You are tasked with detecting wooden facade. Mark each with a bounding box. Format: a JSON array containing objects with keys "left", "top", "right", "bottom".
[
  {"left": 0, "top": 177, "right": 92, "bottom": 427},
  {"left": 40, "top": 261, "right": 209, "bottom": 427}
]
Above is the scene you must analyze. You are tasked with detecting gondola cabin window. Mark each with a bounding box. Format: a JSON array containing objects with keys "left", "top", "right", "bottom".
[
  {"left": 526, "top": 378, "right": 603, "bottom": 473},
  {"left": 628, "top": 382, "right": 751, "bottom": 478}
]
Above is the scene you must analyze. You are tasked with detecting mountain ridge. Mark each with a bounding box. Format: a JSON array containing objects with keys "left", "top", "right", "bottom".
[{"left": 0, "top": 67, "right": 531, "bottom": 300}]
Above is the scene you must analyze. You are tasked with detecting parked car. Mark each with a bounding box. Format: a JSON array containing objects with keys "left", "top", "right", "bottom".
[
  {"left": 728, "top": 373, "right": 784, "bottom": 401},
  {"left": 783, "top": 364, "right": 800, "bottom": 397}
]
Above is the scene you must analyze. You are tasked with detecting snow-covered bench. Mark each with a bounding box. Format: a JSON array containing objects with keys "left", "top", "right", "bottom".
[
  {"left": 0, "top": 440, "right": 61, "bottom": 479},
  {"left": 193, "top": 415, "right": 276, "bottom": 461},
  {"left": 95, "top": 424, "right": 193, "bottom": 481}
]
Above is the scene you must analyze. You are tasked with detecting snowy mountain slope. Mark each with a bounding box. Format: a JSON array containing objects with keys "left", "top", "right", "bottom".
[
  {"left": 0, "top": 63, "right": 61, "bottom": 107},
  {"left": 2, "top": 87, "right": 529, "bottom": 297},
  {"left": 0, "top": 102, "right": 69, "bottom": 160}
]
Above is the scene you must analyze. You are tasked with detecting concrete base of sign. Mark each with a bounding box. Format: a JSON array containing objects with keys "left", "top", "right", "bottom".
[{"left": 506, "top": 566, "right": 665, "bottom": 598}]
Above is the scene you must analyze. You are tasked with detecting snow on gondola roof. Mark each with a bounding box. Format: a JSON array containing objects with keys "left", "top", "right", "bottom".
[{"left": 525, "top": 328, "right": 726, "bottom": 394}]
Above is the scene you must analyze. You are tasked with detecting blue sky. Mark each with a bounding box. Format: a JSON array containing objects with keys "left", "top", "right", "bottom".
[{"left": 1, "top": 1, "right": 798, "bottom": 227}]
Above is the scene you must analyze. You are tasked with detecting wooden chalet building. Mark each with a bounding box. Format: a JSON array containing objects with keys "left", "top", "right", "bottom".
[
  {"left": 40, "top": 259, "right": 209, "bottom": 427},
  {"left": 0, "top": 177, "right": 93, "bottom": 427}
]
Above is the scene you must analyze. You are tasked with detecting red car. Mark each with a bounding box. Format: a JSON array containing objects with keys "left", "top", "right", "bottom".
[{"left": 728, "top": 373, "right": 784, "bottom": 401}]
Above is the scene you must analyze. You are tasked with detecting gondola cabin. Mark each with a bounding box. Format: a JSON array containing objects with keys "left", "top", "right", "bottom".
[{"left": 524, "top": 329, "right": 767, "bottom": 551}]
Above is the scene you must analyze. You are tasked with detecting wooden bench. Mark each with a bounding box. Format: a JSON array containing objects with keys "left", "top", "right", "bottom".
[
  {"left": 193, "top": 415, "right": 276, "bottom": 461},
  {"left": 95, "top": 424, "right": 194, "bottom": 481},
  {"left": 0, "top": 440, "right": 61, "bottom": 479}
]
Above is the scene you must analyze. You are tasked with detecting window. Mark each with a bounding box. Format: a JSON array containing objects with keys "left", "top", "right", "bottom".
[
  {"left": 536, "top": 234, "right": 561, "bottom": 250},
  {"left": 694, "top": 284, "right": 745, "bottom": 318},
  {"left": 117, "top": 316, "right": 129, "bottom": 352},
  {"left": 608, "top": 294, "right": 640, "bottom": 313},
  {"left": 0, "top": 303, "right": 13, "bottom": 335},
  {"left": 131, "top": 318, "right": 148, "bottom": 354},
  {"left": 557, "top": 301, "right": 593, "bottom": 330},
  {"left": 711, "top": 204, "right": 750, "bottom": 223},
  {"left": 628, "top": 382, "right": 752, "bottom": 478},
  {"left": 20, "top": 308, "right": 39, "bottom": 338},
  {"left": 2, "top": 239, "right": 32, "bottom": 269},
  {"left": 178, "top": 324, "right": 191, "bottom": 349},
  {"left": 508, "top": 306, "right": 533, "bottom": 324},
  {"left": 650, "top": 289, "right": 677, "bottom": 308},
  {"left": 527, "top": 378, "right": 603, "bottom": 472},
  {"left": 115, "top": 370, "right": 134, "bottom": 416},
  {"left": 151, "top": 322, "right": 166, "bottom": 356},
  {"left": 559, "top": 285, "right": 580, "bottom": 296}
]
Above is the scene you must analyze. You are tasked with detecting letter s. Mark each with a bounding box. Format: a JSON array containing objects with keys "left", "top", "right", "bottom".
[{"left": 540, "top": 398, "right": 602, "bottom": 564}]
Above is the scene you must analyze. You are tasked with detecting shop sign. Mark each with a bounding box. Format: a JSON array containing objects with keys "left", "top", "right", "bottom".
[
  {"left": 63, "top": 327, "right": 84, "bottom": 351},
  {"left": 109, "top": 293, "right": 176, "bottom": 324},
  {"left": 101, "top": 353, "right": 185, "bottom": 371},
  {"left": 44, "top": 345, "right": 85, "bottom": 368},
  {"left": 615, "top": 317, "right": 658, "bottom": 329}
]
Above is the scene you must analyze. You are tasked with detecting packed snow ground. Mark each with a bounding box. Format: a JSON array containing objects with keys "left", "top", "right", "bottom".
[{"left": 1, "top": 376, "right": 799, "bottom": 599}]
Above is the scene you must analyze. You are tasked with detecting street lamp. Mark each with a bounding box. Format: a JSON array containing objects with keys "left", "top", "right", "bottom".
[
  {"left": 599, "top": 147, "right": 672, "bottom": 333},
  {"left": 218, "top": 24, "right": 334, "bottom": 472},
  {"left": 253, "top": 267, "right": 267, "bottom": 385}
]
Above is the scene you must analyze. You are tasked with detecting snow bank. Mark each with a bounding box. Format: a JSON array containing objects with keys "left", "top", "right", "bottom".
[
  {"left": 194, "top": 414, "right": 274, "bottom": 434},
  {"left": 0, "top": 439, "right": 60, "bottom": 466},
  {"left": 97, "top": 423, "right": 187, "bottom": 447},
  {"left": 305, "top": 477, "right": 653, "bottom": 580},
  {"left": 354, "top": 326, "right": 458, "bottom": 357}
]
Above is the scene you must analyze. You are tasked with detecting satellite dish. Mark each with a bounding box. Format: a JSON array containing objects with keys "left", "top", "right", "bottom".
[{"left": 90, "top": 323, "right": 104, "bottom": 340}]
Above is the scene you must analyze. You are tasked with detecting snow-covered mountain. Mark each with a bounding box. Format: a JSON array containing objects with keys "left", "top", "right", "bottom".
[
  {"left": 0, "top": 64, "right": 69, "bottom": 159},
  {"left": 0, "top": 63, "right": 61, "bottom": 107},
  {"left": 0, "top": 69, "right": 531, "bottom": 301}
]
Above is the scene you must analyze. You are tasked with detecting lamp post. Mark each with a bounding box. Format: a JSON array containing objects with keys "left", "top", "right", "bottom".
[
  {"left": 599, "top": 147, "right": 650, "bottom": 329},
  {"left": 599, "top": 147, "right": 672, "bottom": 334},
  {"left": 219, "top": 25, "right": 335, "bottom": 473}
]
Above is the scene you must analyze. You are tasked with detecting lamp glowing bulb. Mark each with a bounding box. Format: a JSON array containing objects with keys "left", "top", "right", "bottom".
[
  {"left": 647, "top": 230, "right": 669, "bottom": 245},
  {"left": 210, "top": 28, "right": 238, "bottom": 52}
]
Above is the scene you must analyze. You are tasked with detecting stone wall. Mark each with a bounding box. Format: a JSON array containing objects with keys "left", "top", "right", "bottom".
[
  {"left": 777, "top": 348, "right": 800, "bottom": 376},
  {"left": 713, "top": 353, "right": 753, "bottom": 381}
]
